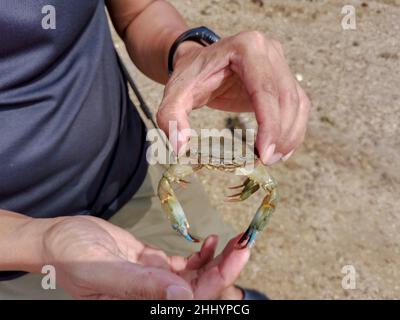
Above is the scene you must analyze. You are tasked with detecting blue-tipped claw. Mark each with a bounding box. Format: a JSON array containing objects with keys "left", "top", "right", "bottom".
[
  {"left": 238, "top": 226, "right": 258, "bottom": 248},
  {"left": 172, "top": 224, "right": 200, "bottom": 243},
  {"left": 183, "top": 232, "right": 200, "bottom": 243}
]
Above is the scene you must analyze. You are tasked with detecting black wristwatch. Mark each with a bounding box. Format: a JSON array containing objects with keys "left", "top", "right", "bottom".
[{"left": 167, "top": 26, "right": 221, "bottom": 75}]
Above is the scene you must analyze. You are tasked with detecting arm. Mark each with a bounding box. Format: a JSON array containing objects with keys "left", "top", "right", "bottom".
[
  {"left": 106, "top": 0, "right": 193, "bottom": 84},
  {"left": 0, "top": 209, "right": 248, "bottom": 299},
  {"left": 0, "top": 209, "right": 61, "bottom": 273},
  {"left": 0, "top": 209, "right": 193, "bottom": 298}
]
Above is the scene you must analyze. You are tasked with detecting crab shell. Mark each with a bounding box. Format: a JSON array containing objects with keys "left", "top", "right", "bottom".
[{"left": 181, "top": 136, "right": 259, "bottom": 171}]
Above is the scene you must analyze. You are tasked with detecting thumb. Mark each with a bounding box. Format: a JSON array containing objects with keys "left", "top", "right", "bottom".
[
  {"left": 89, "top": 259, "right": 193, "bottom": 300},
  {"left": 157, "top": 92, "right": 193, "bottom": 156}
]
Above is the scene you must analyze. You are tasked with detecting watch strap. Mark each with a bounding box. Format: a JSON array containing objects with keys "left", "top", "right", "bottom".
[{"left": 167, "top": 26, "right": 220, "bottom": 75}]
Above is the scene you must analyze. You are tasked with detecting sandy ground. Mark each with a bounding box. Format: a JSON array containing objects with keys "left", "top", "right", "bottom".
[{"left": 112, "top": 0, "right": 400, "bottom": 299}]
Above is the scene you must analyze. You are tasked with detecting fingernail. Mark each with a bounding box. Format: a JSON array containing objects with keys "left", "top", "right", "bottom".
[
  {"left": 266, "top": 153, "right": 283, "bottom": 165},
  {"left": 166, "top": 285, "right": 194, "bottom": 300},
  {"left": 261, "top": 144, "right": 276, "bottom": 164},
  {"left": 178, "top": 131, "right": 187, "bottom": 143},
  {"left": 282, "top": 149, "right": 294, "bottom": 162}
]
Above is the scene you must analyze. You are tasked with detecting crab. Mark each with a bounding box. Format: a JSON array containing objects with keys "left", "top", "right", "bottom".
[{"left": 157, "top": 136, "right": 279, "bottom": 248}]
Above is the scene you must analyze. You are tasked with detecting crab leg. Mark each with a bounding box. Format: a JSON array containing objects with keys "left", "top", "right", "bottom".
[
  {"left": 238, "top": 187, "right": 279, "bottom": 248},
  {"left": 226, "top": 178, "right": 260, "bottom": 202},
  {"left": 228, "top": 164, "right": 279, "bottom": 248},
  {"left": 157, "top": 164, "right": 201, "bottom": 242},
  {"left": 228, "top": 178, "right": 250, "bottom": 189}
]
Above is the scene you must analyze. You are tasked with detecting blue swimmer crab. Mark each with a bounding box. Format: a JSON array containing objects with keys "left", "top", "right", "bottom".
[{"left": 157, "top": 137, "right": 279, "bottom": 248}]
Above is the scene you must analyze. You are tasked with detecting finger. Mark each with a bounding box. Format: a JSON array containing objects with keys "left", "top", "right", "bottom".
[
  {"left": 196, "top": 233, "right": 242, "bottom": 270},
  {"left": 280, "top": 82, "right": 311, "bottom": 160},
  {"left": 156, "top": 51, "right": 216, "bottom": 156},
  {"left": 156, "top": 92, "right": 192, "bottom": 155},
  {"left": 157, "top": 45, "right": 233, "bottom": 156},
  {"left": 86, "top": 257, "right": 193, "bottom": 300},
  {"left": 218, "top": 233, "right": 247, "bottom": 260},
  {"left": 168, "top": 236, "right": 218, "bottom": 273},
  {"left": 194, "top": 234, "right": 250, "bottom": 299},
  {"left": 230, "top": 32, "right": 281, "bottom": 164},
  {"left": 186, "top": 235, "right": 218, "bottom": 270},
  {"left": 137, "top": 246, "right": 171, "bottom": 269},
  {"left": 268, "top": 43, "right": 301, "bottom": 157}
]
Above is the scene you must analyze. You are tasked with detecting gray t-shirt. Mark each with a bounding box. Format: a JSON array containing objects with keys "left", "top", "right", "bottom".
[{"left": 0, "top": 0, "right": 148, "bottom": 279}]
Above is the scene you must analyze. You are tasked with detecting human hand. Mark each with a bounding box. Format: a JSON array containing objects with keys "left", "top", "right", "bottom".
[
  {"left": 41, "top": 216, "right": 249, "bottom": 299},
  {"left": 157, "top": 31, "right": 310, "bottom": 165}
]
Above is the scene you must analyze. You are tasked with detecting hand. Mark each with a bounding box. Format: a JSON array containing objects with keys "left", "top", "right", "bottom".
[
  {"left": 157, "top": 31, "right": 311, "bottom": 165},
  {"left": 41, "top": 216, "right": 249, "bottom": 299}
]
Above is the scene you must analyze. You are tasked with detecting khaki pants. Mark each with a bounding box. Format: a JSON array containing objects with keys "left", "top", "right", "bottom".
[{"left": 0, "top": 164, "right": 235, "bottom": 299}]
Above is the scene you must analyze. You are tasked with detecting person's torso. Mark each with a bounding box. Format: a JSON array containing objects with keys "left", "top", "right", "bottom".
[{"left": 0, "top": 0, "right": 148, "bottom": 220}]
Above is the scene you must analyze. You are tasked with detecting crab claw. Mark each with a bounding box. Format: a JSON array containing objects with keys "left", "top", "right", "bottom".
[
  {"left": 158, "top": 176, "right": 201, "bottom": 243},
  {"left": 172, "top": 224, "right": 200, "bottom": 243},
  {"left": 237, "top": 226, "right": 258, "bottom": 248},
  {"left": 237, "top": 189, "right": 278, "bottom": 248},
  {"left": 164, "top": 198, "right": 200, "bottom": 243}
]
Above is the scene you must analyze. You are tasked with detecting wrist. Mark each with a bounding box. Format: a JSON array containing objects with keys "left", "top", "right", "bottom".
[
  {"left": 167, "top": 27, "right": 220, "bottom": 75},
  {"left": 172, "top": 41, "right": 203, "bottom": 69},
  {"left": 9, "top": 216, "right": 66, "bottom": 274}
]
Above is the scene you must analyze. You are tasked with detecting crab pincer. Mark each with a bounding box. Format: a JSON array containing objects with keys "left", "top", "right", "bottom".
[
  {"left": 158, "top": 164, "right": 201, "bottom": 242},
  {"left": 226, "top": 167, "right": 278, "bottom": 248},
  {"left": 237, "top": 187, "right": 278, "bottom": 248}
]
